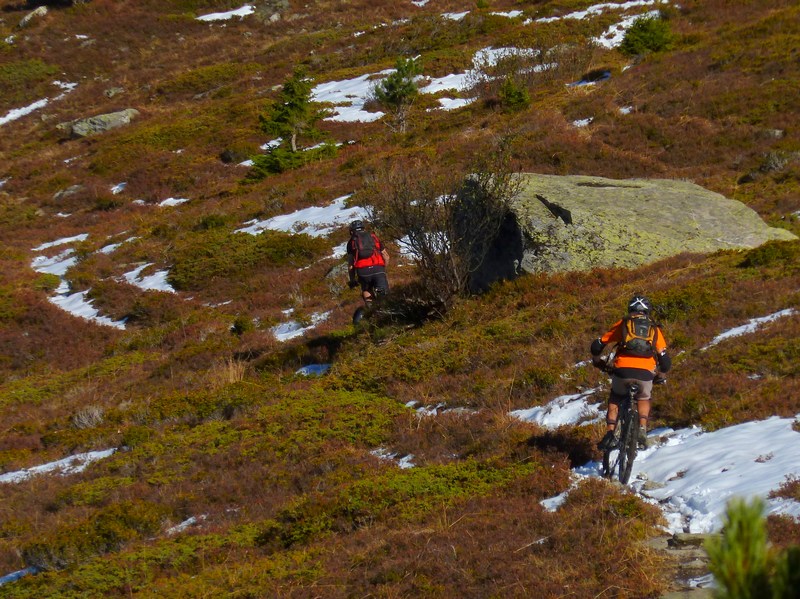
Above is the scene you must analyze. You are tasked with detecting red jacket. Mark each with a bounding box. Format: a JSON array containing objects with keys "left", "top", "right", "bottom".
[{"left": 348, "top": 232, "right": 385, "bottom": 269}]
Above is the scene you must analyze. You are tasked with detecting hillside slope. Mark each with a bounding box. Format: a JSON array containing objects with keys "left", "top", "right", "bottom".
[{"left": 0, "top": 0, "right": 798, "bottom": 596}]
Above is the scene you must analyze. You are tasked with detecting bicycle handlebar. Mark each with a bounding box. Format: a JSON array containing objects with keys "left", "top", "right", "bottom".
[{"left": 593, "top": 356, "right": 668, "bottom": 385}]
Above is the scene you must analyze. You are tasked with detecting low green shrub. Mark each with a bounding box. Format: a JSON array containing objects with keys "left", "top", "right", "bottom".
[
  {"left": 706, "top": 497, "right": 800, "bottom": 599},
  {"left": 247, "top": 144, "right": 338, "bottom": 178},
  {"left": 257, "top": 459, "right": 541, "bottom": 550},
  {"left": 0, "top": 59, "right": 59, "bottom": 104},
  {"left": 256, "top": 389, "right": 404, "bottom": 453},
  {"left": 55, "top": 477, "right": 135, "bottom": 508},
  {"left": 167, "top": 228, "right": 329, "bottom": 291},
  {"left": 21, "top": 501, "right": 170, "bottom": 571},
  {"left": 619, "top": 14, "right": 674, "bottom": 57},
  {"left": 157, "top": 62, "right": 260, "bottom": 97},
  {"left": 498, "top": 76, "right": 531, "bottom": 111},
  {"left": 738, "top": 240, "right": 800, "bottom": 270}
]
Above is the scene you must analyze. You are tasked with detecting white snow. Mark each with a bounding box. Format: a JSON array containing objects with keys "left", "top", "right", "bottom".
[
  {"left": 593, "top": 10, "right": 662, "bottom": 48},
  {"left": 32, "top": 233, "right": 89, "bottom": 252},
  {"left": 491, "top": 11, "right": 524, "bottom": 19},
  {"left": 515, "top": 380, "right": 800, "bottom": 534},
  {"left": 196, "top": 4, "right": 254, "bottom": 21},
  {"left": 511, "top": 388, "right": 603, "bottom": 428},
  {"left": 166, "top": 515, "right": 207, "bottom": 535},
  {"left": 158, "top": 197, "right": 190, "bottom": 207},
  {"left": 0, "top": 81, "right": 77, "bottom": 127},
  {"left": 0, "top": 449, "right": 116, "bottom": 484},
  {"left": 295, "top": 363, "right": 332, "bottom": 376},
  {"left": 573, "top": 117, "right": 593, "bottom": 127},
  {"left": 372, "top": 447, "right": 416, "bottom": 469},
  {"left": 50, "top": 288, "right": 127, "bottom": 329},
  {"left": 631, "top": 417, "right": 800, "bottom": 533},
  {"left": 701, "top": 308, "right": 797, "bottom": 350},
  {"left": 122, "top": 264, "right": 176, "bottom": 293},
  {"left": 311, "top": 70, "right": 392, "bottom": 123},
  {"left": 111, "top": 182, "right": 127, "bottom": 194},
  {"left": 535, "top": 0, "right": 668, "bottom": 23},
  {"left": 272, "top": 311, "right": 331, "bottom": 341},
  {"left": 442, "top": 12, "right": 469, "bottom": 21},
  {"left": 236, "top": 194, "right": 368, "bottom": 237},
  {"left": 31, "top": 237, "right": 128, "bottom": 329}
]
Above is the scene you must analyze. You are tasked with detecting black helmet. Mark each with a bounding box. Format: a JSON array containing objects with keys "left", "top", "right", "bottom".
[
  {"left": 349, "top": 220, "right": 365, "bottom": 233},
  {"left": 627, "top": 295, "right": 651, "bottom": 314}
]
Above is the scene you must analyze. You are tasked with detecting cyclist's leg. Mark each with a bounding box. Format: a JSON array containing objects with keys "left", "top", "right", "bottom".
[
  {"left": 634, "top": 380, "right": 653, "bottom": 428},
  {"left": 609, "top": 376, "right": 633, "bottom": 429},
  {"left": 598, "top": 378, "right": 625, "bottom": 450},
  {"left": 358, "top": 273, "right": 375, "bottom": 307}
]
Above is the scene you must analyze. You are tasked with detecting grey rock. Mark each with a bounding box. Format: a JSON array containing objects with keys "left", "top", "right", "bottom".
[
  {"left": 53, "top": 185, "right": 86, "bottom": 201},
  {"left": 57, "top": 108, "right": 140, "bottom": 138},
  {"left": 512, "top": 174, "right": 797, "bottom": 274},
  {"left": 104, "top": 87, "right": 125, "bottom": 98},
  {"left": 18, "top": 6, "right": 47, "bottom": 28},
  {"left": 253, "top": 0, "right": 289, "bottom": 23},
  {"left": 325, "top": 262, "right": 350, "bottom": 296}
]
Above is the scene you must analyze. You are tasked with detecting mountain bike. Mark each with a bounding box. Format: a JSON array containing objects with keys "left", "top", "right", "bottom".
[
  {"left": 601, "top": 379, "right": 641, "bottom": 484},
  {"left": 596, "top": 357, "right": 666, "bottom": 484}
]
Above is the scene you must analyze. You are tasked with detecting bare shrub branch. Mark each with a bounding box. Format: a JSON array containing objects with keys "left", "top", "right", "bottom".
[{"left": 363, "top": 140, "right": 522, "bottom": 310}]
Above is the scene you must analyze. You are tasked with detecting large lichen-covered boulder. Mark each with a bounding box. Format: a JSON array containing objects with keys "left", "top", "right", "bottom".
[{"left": 511, "top": 174, "right": 797, "bottom": 273}]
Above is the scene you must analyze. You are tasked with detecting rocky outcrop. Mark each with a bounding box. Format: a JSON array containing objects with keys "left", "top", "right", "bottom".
[
  {"left": 57, "top": 108, "right": 140, "bottom": 138},
  {"left": 511, "top": 174, "right": 797, "bottom": 273}
]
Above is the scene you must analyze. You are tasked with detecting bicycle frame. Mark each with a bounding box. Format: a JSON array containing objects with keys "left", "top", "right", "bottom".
[{"left": 601, "top": 382, "right": 640, "bottom": 484}]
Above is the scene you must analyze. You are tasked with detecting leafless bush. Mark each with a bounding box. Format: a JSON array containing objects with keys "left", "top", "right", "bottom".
[
  {"left": 72, "top": 405, "right": 105, "bottom": 430},
  {"left": 363, "top": 140, "right": 522, "bottom": 310}
]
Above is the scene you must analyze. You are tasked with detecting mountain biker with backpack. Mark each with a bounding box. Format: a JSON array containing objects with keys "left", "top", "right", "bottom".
[
  {"left": 591, "top": 295, "right": 671, "bottom": 450},
  {"left": 347, "top": 220, "right": 390, "bottom": 318}
]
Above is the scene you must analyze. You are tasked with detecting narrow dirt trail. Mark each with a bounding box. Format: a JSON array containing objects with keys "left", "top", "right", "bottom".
[{"left": 648, "top": 533, "right": 716, "bottom": 598}]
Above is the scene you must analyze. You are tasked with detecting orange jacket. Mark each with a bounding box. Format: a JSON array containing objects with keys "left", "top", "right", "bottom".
[{"left": 601, "top": 317, "right": 668, "bottom": 372}]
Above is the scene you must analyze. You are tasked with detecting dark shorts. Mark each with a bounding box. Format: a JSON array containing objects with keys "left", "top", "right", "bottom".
[
  {"left": 356, "top": 266, "right": 388, "bottom": 295},
  {"left": 610, "top": 375, "right": 653, "bottom": 403}
]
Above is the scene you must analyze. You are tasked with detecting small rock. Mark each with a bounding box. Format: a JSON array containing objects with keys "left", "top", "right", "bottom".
[
  {"left": 53, "top": 185, "right": 86, "bottom": 201},
  {"left": 18, "top": 6, "right": 47, "bottom": 29}
]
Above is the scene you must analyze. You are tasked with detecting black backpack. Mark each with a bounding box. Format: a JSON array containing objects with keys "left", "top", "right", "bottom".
[{"left": 354, "top": 231, "right": 376, "bottom": 259}]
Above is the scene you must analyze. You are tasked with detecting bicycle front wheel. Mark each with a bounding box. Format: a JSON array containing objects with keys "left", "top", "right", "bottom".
[{"left": 618, "top": 415, "right": 639, "bottom": 484}]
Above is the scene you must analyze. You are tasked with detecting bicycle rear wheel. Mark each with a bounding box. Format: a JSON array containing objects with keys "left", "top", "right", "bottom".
[{"left": 618, "top": 412, "right": 639, "bottom": 484}]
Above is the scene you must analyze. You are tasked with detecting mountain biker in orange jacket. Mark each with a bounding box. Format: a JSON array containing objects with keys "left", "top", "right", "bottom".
[
  {"left": 591, "top": 295, "right": 671, "bottom": 450},
  {"left": 347, "top": 220, "right": 390, "bottom": 311}
]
